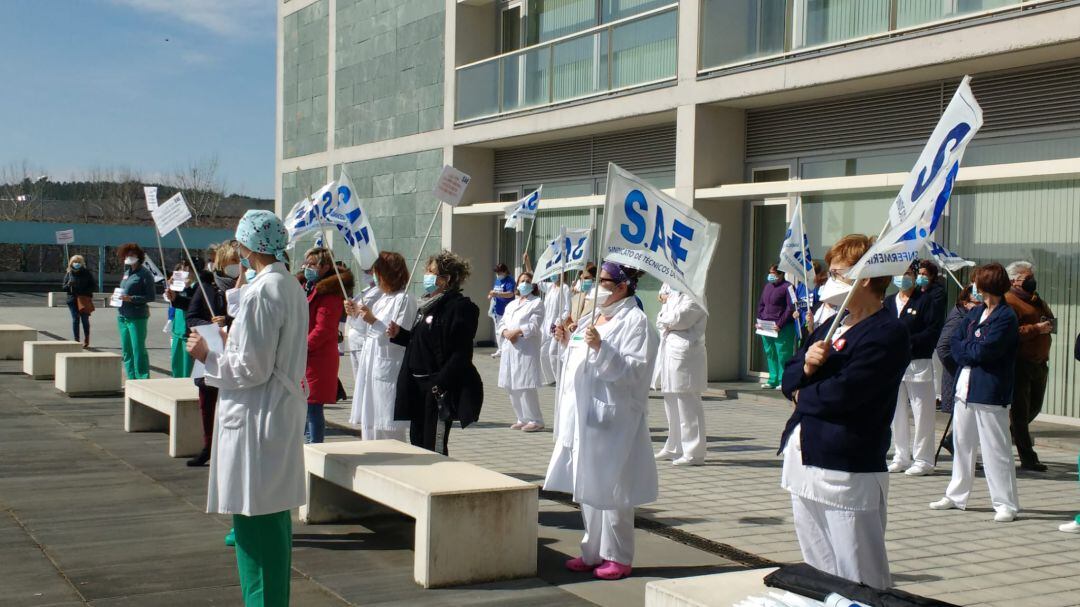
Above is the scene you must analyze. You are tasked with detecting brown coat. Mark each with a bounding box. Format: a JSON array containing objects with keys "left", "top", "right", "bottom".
[{"left": 1005, "top": 290, "right": 1053, "bottom": 363}]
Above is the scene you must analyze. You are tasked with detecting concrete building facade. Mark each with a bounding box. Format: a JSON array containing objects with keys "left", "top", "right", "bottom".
[{"left": 277, "top": 0, "right": 1080, "bottom": 420}]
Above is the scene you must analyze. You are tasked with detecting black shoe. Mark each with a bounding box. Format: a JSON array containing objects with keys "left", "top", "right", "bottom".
[
  {"left": 943, "top": 433, "right": 954, "bottom": 455},
  {"left": 186, "top": 448, "right": 210, "bottom": 467},
  {"left": 1020, "top": 461, "right": 1048, "bottom": 472}
]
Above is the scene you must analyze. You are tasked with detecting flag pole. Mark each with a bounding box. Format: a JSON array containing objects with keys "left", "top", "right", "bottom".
[
  {"left": 410, "top": 202, "right": 443, "bottom": 286},
  {"left": 176, "top": 228, "right": 217, "bottom": 318},
  {"left": 795, "top": 196, "right": 812, "bottom": 306},
  {"left": 822, "top": 219, "right": 890, "bottom": 343}
]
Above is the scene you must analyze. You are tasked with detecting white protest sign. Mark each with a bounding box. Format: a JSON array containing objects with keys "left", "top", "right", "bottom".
[
  {"left": 144, "top": 186, "right": 159, "bottom": 211},
  {"left": 191, "top": 324, "right": 225, "bottom": 380},
  {"left": 55, "top": 229, "right": 75, "bottom": 245},
  {"left": 601, "top": 163, "right": 720, "bottom": 309},
  {"left": 533, "top": 228, "right": 590, "bottom": 283},
  {"left": 109, "top": 288, "right": 124, "bottom": 308},
  {"left": 152, "top": 192, "right": 192, "bottom": 237},
  {"left": 144, "top": 257, "right": 166, "bottom": 283},
  {"left": 169, "top": 271, "right": 189, "bottom": 292},
  {"left": 432, "top": 165, "right": 471, "bottom": 206}
]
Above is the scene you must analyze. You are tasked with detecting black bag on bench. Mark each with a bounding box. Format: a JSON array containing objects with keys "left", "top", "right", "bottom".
[{"left": 764, "top": 564, "right": 961, "bottom": 607}]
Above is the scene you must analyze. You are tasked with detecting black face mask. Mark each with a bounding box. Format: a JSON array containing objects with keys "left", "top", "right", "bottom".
[{"left": 1021, "top": 276, "right": 1037, "bottom": 294}]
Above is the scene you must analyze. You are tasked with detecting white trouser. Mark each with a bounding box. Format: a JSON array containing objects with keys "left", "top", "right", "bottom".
[
  {"left": 361, "top": 427, "right": 407, "bottom": 442},
  {"left": 581, "top": 504, "right": 635, "bottom": 566},
  {"left": 492, "top": 313, "right": 504, "bottom": 352},
  {"left": 661, "top": 392, "right": 707, "bottom": 460},
  {"left": 791, "top": 494, "right": 891, "bottom": 589},
  {"left": 508, "top": 388, "right": 544, "bottom": 424},
  {"left": 891, "top": 379, "right": 936, "bottom": 467},
  {"left": 932, "top": 351, "right": 944, "bottom": 400},
  {"left": 945, "top": 401, "right": 1020, "bottom": 513},
  {"left": 539, "top": 337, "right": 555, "bottom": 384}
]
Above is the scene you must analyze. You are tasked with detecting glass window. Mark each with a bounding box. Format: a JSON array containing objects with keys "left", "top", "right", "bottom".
[
  {"left": 749, "top": 203, "right": 790, "bottom": 374},
  {"left": 601, "top": 0, "right": 673, "bottom": 23},
  {"left": 610, "top": 8, "right": 677, "bottom": 89},
  {"left": 501, "top": 46, "right": 551, "bottom": 112},
  {"left": 457, "top": 60, "right": 500, "bottom": 120},
  {"left": 897, "top": 0, "right": 1015, "bottom": 29},
  {"left": 552, "top": 32, "right": 605, "bottom": 102},
  {"left": 501, "top": 4, "right": 522, "bottom": 52},
  {"left": 797, "top": 0, "right": 890, "bottom": 49},
  {"left": 701, "top": 0, "right": 787, "bottom": 68},
  {"left": 526, "top": 0, "right": 597, "bottom": 45}
]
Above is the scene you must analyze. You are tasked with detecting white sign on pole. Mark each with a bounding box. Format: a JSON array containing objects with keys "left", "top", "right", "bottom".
[
  {"left": 432, "top": 165, "right": 471, "bottom": 206},
  {"left": 152, "top": 192, "right": 192, "bottom": 237},
  {"left": 144, "top": 257, "right": 166, "bottom": 283},
  {"left": 144, "top": 186, "right": 159, "bottom": 211},
  {"left": 169, "top": 271, "right": 190, "bottom": 292},
  {"left": 54, "top": 229, "right": 75, "bottom": 245},
  {"left": 601, "top": 163, "right": 721, "bottom": 309},
  {"left": 533, "top": 228, "right": 591, "bottom": 283}
]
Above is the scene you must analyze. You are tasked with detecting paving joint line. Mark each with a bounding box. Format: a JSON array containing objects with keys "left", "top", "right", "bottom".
[{"left": 4, "top": 508, "right": 89, "bottom": 606}]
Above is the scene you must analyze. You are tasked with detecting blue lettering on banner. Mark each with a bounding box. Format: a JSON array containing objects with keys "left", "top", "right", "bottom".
[
  {"left": 649, "top": 205, "right": 667, "bottom": 254},
  {"left": 617, "top": 188, "right": 696, "bottom": 274},
  {"left": 668, "top": 220, "right": 693, "bottom": 270},
  {"left": 911, "top": 122, "right": 971, "bottom": 202},
  {"left": 570, "top": 235, "right": 587, "bottom": 261},
  {"left": 621, "top": 190, "right": 648, "bottom": 244}
]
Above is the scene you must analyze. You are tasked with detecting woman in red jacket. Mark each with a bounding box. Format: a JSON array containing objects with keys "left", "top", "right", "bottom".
[{"left": 299, "top": 247, "right": 353, "bottom": 443}]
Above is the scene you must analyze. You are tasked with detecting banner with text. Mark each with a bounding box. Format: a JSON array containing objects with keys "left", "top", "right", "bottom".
[
  {"left": 601, "top": 163, "right": 720, "bottom": 308},
  {"left": 328, "top": 172, "right": 380, "bottom": 268},
  {"left": 152, "top": 192, "right": 192, "bottom": 237},
  {"left": 777, "top": 199, "right": 813, "bottom": 287},
  {"left": 533, "top": 227, "right": 590, "bottom": 283}
]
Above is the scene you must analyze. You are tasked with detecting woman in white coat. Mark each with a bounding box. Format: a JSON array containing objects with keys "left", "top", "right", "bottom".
[
  {"left": 187, "top": 210, "right": 308, "bottom": 606},
  {"left": 539, "top": 276, "right": 571, "bottom": 385},
  {"left": 347, "top": 268, "right": 381, "bottom": 378},
  {"left": 652, "top": 284, "right": 709, "bottom": 466},
  {"left": 498, "top": 272, "right": 546, "bottom": 431},
  {"left": 345, "top": 252, "right": 416, "bottom": 441},
  {"left": 544, "top": 262, "right": 658, "bottom": 581}
]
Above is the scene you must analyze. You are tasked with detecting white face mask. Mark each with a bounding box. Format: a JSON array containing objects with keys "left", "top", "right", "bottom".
[
  {"left": 223, "top": 264, "right": 241, "bottom": 279},
  {"left": 818, "top": 276, "right": 853, "bottom": 306},
  {"left": 597, "top": 285, "right": 624, "bottom": 316},
  {"left": 124, "top": 256, "right": 138, "bottom": 266}
]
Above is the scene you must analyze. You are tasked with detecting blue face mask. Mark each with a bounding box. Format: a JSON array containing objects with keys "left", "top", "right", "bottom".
[
  {"left": 304, "top": 267, "right": 319, "bottom": 283},
  {"left": 517, "top": 282, "right": 533, "bottom": 296},
  {"left": 971, "top": 284, "right": 984, "bottom": 303},
  {"left": 245, "top": 269, "right": 257, "bottom": 282},
  {"left": 915, "top": 275, "right": 930, "bottom": 288},
  {"left": 893, "top": 275, "right": 914, "bottom": 290},
  {"left": 580, "top": 279, "right": 594, "bottom": 292},
  {"left": 766, "top": 274, "right": 778, "bottom": 283},
  {"left": 240, "top": 255, "right": 251, "bottom": 269},
  {"left": 423, "top": 273, "right": 439, "bottom": 294},
  {"left": 72, "top": 263, "right": 82, "bottom": 270}
]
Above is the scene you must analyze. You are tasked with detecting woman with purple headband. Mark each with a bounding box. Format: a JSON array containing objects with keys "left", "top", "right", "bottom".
[{"left": 544, "top": 261, "right": 658, "bottom": 581}]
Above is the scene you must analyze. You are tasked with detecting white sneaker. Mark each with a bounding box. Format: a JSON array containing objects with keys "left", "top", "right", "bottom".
[
  {"left": 887, "top": 461, "right": 909, "bottom": 473},
  {"left": 672, "top": 456, "right": 704, "bottom": 466},
  {"left": 654, "top": 450, "right": 679, "bottom": 461},
  {"left": 1058, "top": 521, "right": 1080, "bottom": 533},
  {"left": 490, "top": 351, "right": 501, "bottom": 358},
  {"left": 994, "top": 509, "right": 1017, "bottom": 523},
  {"left": 904, "top": 462, "right": 935, "bottom": 476},
  {"left": 929, "top": 497, "right": 958, "bottom": 511}
]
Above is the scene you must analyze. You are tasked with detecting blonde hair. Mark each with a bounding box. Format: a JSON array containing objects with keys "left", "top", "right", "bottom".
[
  {"left": 215, "top": 240, "right": 240, "bottom": 267},
  {"left": 68, "top": 255, "right": 86, "bottom": 271},
  {"left": 304, "top": 247, "right": 333, "bottom": 268}
]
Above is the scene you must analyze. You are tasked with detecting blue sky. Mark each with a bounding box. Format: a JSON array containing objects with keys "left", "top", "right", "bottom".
[{"left": 0, "top": 1, "right": 277, "bottom": 198}]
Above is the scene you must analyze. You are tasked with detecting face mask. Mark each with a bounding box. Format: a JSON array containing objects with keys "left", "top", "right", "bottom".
[
  {"left": 1021, "top": 276, "right": 1036, "bottom": 294},
  {"left": 538, "top": 281, "right": 552, "bottom": 294},
  {"left": 580, "top": 279, "right": 594, "bottom": 292},
  {"left": 223, "top": 264, "right": 241, "bottom": 279},
  {"left": 304, "top": 268, "right": 319, "bottom": 283},
  {"left": 915, "top": 275, "right": 930, "bottom": 288},
  {"left": 124, "top": 256, "right": 138, "bottom": 266},
  {"left": 496, "top": 273, "right": 507, "bottom": 281},
  {"left": 596, "top": 285, "right": 615, "bottom": 307},
  {"left": 971, "top": 284, "right": 985, "bottom": 303},
  {"left": 766, "top": 274, "right": 778, "bottom": 284},
  {"left": 72, "top": 263, "right": 82, "bottom": 270},
  {"left": 893, "top": 276, "right": 914, "bottom": 291},
  {"left": 245, "top": 269, "right": 257, "bottom": 282},
  {"left": 240, "top": 254, "right": 251, "bottom": 269},
  {"left": 517, "top": 282, "right": 533, "bottom": 296},
  {"left": 423, "top": 273, "right": 439, "bottom": 294},
  {"left": 818, "top": 276, "right": 853, "bottom": 306}
]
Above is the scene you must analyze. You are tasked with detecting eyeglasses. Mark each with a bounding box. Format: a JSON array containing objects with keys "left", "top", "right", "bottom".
[
  {"left": 598, "top": 277, "right": 619, "bottom": 286},
  {"left": 828, "top": 268, "right": 854, "bottom": 284}
]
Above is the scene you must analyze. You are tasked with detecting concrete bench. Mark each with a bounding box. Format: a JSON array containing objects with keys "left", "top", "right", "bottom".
[
  {"left": 300, "top": 440, "right": 538, "bottom": 588},
  {"left": 0, "top": 325, "right": 37, "bottom": 360},
  {"left": 124, "top": 378, "right": 202, "bottom": 458},
  {"left": 55, "top": 352, "right": 123, "bottom": 396},
  {"left": 24, "top": 341, "right": 84, "bottom": 379},
  {"left": 46, "top": 292, "right": 111, "bottom": 308},
  {"left": 646, "top": 567, "right": 780, "bottom": 607}
]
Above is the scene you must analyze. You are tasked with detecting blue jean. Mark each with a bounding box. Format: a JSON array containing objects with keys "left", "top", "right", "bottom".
[
  {"left": 66, "top": 301, "right": 90, "bottom": 342},
  {"left": 305, "top": 404, "right": 325, "bottom": 444}
]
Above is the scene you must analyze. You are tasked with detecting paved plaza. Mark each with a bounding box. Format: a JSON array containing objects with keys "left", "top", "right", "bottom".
[{"left": 1, "top": 294, "right": 1079, "bottom": 606}]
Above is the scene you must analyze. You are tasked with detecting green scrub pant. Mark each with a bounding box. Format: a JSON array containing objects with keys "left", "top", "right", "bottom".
[
  {"left": 234, "top": 510, "right": 292, "bottom": 607},
  {"left": 761, "top": 322, "right": 796, "bottom": 388},
  {"left": 117, "top": 316, "right": 150, "bottom": 380},
  {"left": 170, "top": 309, "right": 193, "bottom": 378}
]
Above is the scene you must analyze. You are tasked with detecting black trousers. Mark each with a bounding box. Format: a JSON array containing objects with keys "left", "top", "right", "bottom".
[
  {"left": 410, "top": 377, "right": 452, "bottom": 456},
  {"left": 1011, "top": 358, "right": 1048, "bottom": 466}
]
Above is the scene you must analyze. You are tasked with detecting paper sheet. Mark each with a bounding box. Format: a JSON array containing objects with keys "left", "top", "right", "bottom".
[
  {"left": 191, "top": 324, "right": 225, "bottom": 380},
  {"left": 109, "top": 288, "right": 124, "bottom": 308}
]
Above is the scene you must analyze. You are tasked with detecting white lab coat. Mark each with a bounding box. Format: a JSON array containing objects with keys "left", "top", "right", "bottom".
[
  {"left": 204, "top": 262, "right": 309, "bottom": 517},
  {"left": 540, "top": 283, "right": 571, "bottom": 384},
  {"left": 651, "top": 290, "right": 708, "bottom": 393},
  {"left": 347, "top": 285, "right": 383, "bottom": 379},
  {"left": 544, "top": 297, "right": 659, "bottom": 509},
  {"left": 497, "top": 294, "right": 545, "bottom": 390},
  {"left": 348, "top": 290, "right": 416, "bottom": 432}
]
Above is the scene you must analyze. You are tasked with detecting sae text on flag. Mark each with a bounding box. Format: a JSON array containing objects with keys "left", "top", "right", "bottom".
[
  {"left": 927, "top": 241, "right": 975, "bottom": 271},
  {"left": 848, "top": 76, "right": 982, "bottom": 279},
  {"left": 327, "top": 172, "right": 380, "bottom": 268},
  {"left": 285, "top": 181, "right": 345, "bottom": 244},
  {"left": 503, "top": 186, "right": 541, "bottom": 229},
  {"left": 602, "top": 163, "right": 720, "bottom": 308},
  {"left": 777, "top": 200, "right": 812, "bottom": 284},
  {"left": 533, "top": 228, "right": 591, "bottom": 283}
]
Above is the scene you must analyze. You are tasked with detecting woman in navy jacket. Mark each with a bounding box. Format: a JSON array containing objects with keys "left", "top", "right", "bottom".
[
  {"left": 885, "top": 264, "right": 944, "bottom": 476},
  {"left": 930, "top": 263, "right": 1021, "bottom": 522},
  {"left": 779, "top": 234, "right": 911, "bottom": 589}
]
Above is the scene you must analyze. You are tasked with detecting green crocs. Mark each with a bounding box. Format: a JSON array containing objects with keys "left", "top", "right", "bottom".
[{"left": 224, "top": 528, "right": 236, "bottom": 547}]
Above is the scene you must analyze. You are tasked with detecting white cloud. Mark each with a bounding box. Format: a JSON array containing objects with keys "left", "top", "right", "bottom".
[{"left": 109, "top": 0, "right": 274, "bottom": 37}]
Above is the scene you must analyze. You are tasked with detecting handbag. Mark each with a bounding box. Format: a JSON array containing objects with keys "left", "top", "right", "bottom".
[{"left": 76, "top": 295, "right": 95, "bottom": 315}]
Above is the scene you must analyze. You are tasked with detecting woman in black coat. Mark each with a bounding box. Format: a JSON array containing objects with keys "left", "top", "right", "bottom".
[
  {"left": 388, "top": 250, "right": 483, "bottom": 455},
  {"left": 62, "top": 255, "right": 96, "bottom": 348}
]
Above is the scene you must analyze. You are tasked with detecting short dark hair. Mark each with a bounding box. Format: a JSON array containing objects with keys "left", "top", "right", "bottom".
[
  {"left": 372, "top": 251, "right": 409, "bottom": 292},
  {"left": 769, "top": 264, "right": 783, "bottom": 277},
  {"left": 974, "top": 263, "right": 1011, "bottom": 297},
  {"left": 517, "top": 271, "right": 533, "bottom": 283},
  {"left": 493, "top": 263, "right": 509, "bottom": 274},
  {"left": 117, "top": 243, "right": 145, "bottom": 263},
  {"left": 918, "top": 259, "right": 939, "bottom": 279}
]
